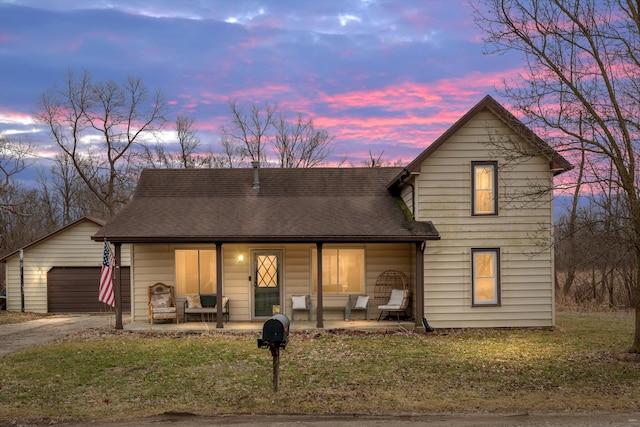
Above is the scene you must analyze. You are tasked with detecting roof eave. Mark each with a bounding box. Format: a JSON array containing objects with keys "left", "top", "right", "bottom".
[{"left": 93, "top": 234, "right": 440, "bottom": 244}]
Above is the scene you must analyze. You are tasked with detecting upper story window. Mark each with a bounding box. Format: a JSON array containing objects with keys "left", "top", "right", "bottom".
[
  {"left": 472, "top": 161, "right": 498, "bottom": 215},
  {"left": 175, "top": 249, "right": 216, "bottom": 296},
  {"left": 472, "top": 248, "right": 501, "bottom": 306},
  {"left": 311, "top": 248, "right": 365, "bottom": 295}
]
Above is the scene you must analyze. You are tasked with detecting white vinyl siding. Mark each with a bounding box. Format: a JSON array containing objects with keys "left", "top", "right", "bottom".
[{"left": 415, "top": 110, "right": 555, "bottom": 328}]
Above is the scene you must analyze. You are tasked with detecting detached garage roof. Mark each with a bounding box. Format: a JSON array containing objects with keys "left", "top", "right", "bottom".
[
  {"left": 0, "top": 217, "right": 105, "bottom": 262},
  {"left": 93, "top": 167, "right": 439, "bottom": 244}
]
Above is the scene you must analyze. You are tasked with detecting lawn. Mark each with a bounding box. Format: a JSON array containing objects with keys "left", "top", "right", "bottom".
[{"left": 1, "top": 311, "right": 638, "bottom": 425}]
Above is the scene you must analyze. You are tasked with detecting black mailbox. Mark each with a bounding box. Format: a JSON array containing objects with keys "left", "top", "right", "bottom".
[{"left": 258, "top": 314, "right": 289, "bottom": 349}]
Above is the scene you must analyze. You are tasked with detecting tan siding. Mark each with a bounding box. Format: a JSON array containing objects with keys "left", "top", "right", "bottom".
[
  {"left": 4, "top": 221, "right": 131, "bottom": 313},
  {"left": 129, "top": 242, "right": 415, "bottom": 322},
  {"left": 417, "top": 111, "right": 555, "bottom": 328}
]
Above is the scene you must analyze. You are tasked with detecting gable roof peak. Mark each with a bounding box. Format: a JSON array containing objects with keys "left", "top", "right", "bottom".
[{"left": 388, "top": 94, "right": 572, "bottom": 188}]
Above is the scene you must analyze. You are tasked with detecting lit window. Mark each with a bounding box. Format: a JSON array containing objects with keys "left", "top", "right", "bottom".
[
  {"left": 472, "top": 161, "right": 498, "bottom": 215},
  {"left": 311, "top": 248, "right": 364, "bottom": 295},
  {"left": 472, "top": 249, "right": 500, "bottom": 306},
  {"left": 175, "top": 250, "right": 216, "bottom": 296}
]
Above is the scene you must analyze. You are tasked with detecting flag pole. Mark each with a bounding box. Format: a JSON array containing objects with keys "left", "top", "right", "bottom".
[{"left": 114, "top": 242, "right": 123, "bottom": 329}]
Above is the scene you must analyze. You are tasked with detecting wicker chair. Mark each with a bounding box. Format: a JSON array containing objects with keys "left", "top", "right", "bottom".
[
  {"left": 374, "top": 270, "right": 410, "bottom": 321},
  {"left": 148, "top": 283, "right": 178, "bottom": 326}
]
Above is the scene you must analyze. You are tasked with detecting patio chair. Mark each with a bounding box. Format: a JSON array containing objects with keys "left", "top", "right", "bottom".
[
  {"left": 148, "top": 282, "right": 178, "bottom": 326},
  {"left": 377, "top": 288, "right": 410, "bottom": 322},
  {"left": 347, "top": 294, "right": 370, "bottom": 320},
  {"left": 374, "top": 270, "right": 410, "bottom": 322},
  {"left": 291, "top": 294, "right": 311, "bottom": 321}
]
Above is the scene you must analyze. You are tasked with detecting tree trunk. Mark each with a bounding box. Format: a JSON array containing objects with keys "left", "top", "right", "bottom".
[{"left": 632, "top": 256, "right": 640, "bottom": 353}]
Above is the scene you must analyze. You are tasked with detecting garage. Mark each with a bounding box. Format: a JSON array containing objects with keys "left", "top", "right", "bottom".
[{"left": 47, "top": 266, "right": 131, "bottom": 312}]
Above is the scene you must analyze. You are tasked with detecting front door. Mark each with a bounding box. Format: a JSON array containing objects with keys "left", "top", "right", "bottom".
[{"left": 253, "top": 251, "right": 281, "bottom": 317}]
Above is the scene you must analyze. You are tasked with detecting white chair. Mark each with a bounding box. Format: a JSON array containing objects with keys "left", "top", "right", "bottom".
[
  {"left": 291, "top": 295, "right": 311, "bottom": 321},
  {"left": 347, "top": 295, "right": 370, "bottom": 320},
  {"left": 377, "top": 289, "right": 409, "bottom": 321}
]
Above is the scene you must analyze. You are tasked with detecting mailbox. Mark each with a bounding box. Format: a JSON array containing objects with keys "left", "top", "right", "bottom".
[{"left": 258, "top": 313, "right": 289, "bottom": 349}]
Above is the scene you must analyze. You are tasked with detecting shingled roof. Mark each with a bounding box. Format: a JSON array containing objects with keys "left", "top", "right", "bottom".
[
  {"left": 388, "top": 95, "right": 572, "bottom": 189},
  {"left": 93, "top": 167, "right": 439, "bottom": 244}
]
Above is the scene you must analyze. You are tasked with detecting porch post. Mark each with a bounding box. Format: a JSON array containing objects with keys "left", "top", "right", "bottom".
[
  {"left": 415, "top": 241, "right": 425, "bottom": 329},
  {"left": 216, "top": 242, "right": 224, "bottom": 329},
  {"left": 114, "top": 242, "right": 123, "bottom": 330},
  {"left": 316, "top": 242, "right": 323, "bottom": 328}
]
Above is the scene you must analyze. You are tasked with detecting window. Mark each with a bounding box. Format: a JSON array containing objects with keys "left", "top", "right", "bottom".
[
  {"left": 311, "top": 248, "right": 365, "bottom": 295},
  {"left": 175, "top": 250, "right": 216, "bottom": 296},
  {"left": 472, "top": 161, "right": 498, "bottom": 215},
  {"left": 472, "top": 249, "right": 500, "bottom": 306}
]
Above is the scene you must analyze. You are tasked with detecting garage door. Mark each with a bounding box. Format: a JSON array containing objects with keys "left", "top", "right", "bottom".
[{"left": 47, "top": 267, "right": 131, "bottom": 312}]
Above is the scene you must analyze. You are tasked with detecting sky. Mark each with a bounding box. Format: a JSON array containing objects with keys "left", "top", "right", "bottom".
[{"left": 0, "top": 0, "right": 525, "bottom": 181}]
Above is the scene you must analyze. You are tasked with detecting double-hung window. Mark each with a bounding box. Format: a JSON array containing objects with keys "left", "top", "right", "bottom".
[
  {"left": 175, "top": 249, "right": 216, "bottom": 296},
  {"left": 472, "top": 161, "right": 498, "bottom": 215},
  {"left": 472, "top": 248, "right": 500, "bottom": 306},
  {"left": 311, "top": 248, "right": 365, "bottom": 295}
]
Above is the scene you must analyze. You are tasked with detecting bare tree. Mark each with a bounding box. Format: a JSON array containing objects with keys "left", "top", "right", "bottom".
[
  {"left": 175, "top": 115, "right": 200, "bottom": 168},
  {"left": 141, "top": 115, "right": 221, "bottom": 169},
  {"left": 35, "top": 69, "right": 168, "bottom": 217},
  {"left": 475, "top": 0, "right": 640, "bottom": 351},
  {"left": 362, "top": 150, "right": 386, "bottom": 167},
  {"left": 221, "top": 99, "right": 276, "bottom": 165},
  {"left": 0, "top": 136, "right": 34, "bottom": 235},
  {"left": 273, "top": 113, "right": 333, "bottom": 168}
]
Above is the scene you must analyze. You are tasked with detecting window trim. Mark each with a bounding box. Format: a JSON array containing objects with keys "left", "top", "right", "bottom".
[
  {"left": 471, "top": 161, "right": 498, "bottom": 216},
  {"left": 471, "top": 248, "right": 501, "bottom": 307},
  {"left": 174, "top": 249, "right": 217, "bottom": 296},
  {"left": 311, "top": 247, "right": 365, "bottom": 295}
]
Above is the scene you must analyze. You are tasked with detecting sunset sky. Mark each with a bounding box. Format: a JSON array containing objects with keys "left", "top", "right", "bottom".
[{"left": 0, "top": 0, "right": 525, "bottom": 178}]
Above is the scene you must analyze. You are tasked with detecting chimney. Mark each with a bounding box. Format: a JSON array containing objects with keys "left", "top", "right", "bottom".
[{"left": 252, "top": 160, "right": 260, "bottom": 189}]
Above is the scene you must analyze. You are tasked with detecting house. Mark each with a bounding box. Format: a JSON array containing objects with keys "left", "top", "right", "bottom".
[
  {"left": 1, "top": 217, "right": 131, "bottom": 313},
  {"left": 93, "top": 95, "right": 571, "bottom": 329}
]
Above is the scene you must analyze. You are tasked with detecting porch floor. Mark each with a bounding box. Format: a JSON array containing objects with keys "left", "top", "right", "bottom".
[{"left": 128, "top": 319, "right": 417, "bottom": 333}]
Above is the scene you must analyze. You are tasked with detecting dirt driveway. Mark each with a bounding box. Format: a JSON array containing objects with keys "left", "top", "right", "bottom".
[
  {"left": 2, "top": 315, "right": 639, "bottom": 426},
  {"left": 0, "top": 313, "right": 115, "bottom": 357}
]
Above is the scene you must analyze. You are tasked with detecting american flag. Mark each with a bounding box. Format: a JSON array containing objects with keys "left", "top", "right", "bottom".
[{"left": 99, "top": 241, "right": 115, "bottom": 307}]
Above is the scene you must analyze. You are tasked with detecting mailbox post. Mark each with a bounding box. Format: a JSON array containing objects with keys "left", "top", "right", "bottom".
[{"left": 257, "top": 314, "right": 289, "bottom": 392}]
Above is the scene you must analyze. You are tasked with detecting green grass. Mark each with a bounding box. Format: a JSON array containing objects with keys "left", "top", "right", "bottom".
[{"left": 1, "top": 311, "right": 638, "bottom": 425}]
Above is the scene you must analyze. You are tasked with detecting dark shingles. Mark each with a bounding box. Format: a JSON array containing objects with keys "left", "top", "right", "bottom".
[{"left": 94, "top": 167, "right": 439, "bottom": 243}]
